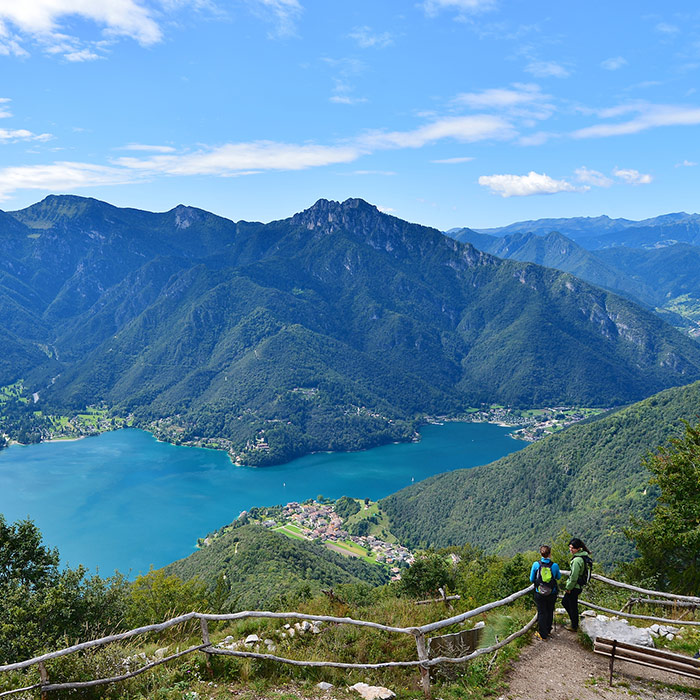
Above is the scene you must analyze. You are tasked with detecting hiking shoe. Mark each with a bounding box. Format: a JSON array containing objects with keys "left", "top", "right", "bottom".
[
  {"left": 535, "top": 632, "right": 548, "bottom": 641},
  {"left": 563, "top": 625, "right": 578, "bottom": 632},
  {"left": 693, "top": 651, "right": 700, "bottom": 659}
]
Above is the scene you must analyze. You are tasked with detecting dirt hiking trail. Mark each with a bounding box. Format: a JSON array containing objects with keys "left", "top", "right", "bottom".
[{"left": 503, "top": 627, "right": 700, "bottom": 700}]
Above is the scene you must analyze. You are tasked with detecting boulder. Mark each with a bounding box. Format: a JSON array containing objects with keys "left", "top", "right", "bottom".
[
  {"left": 317, "top": 682, "right": 334, "bottom": 691},
  {"left": 349, "top": 682, "right": 396, "bottom": 700},
  {"left": 580, "top": 615, "right": 654, "bottom": 647},
  {"left": 245, "top": 634, "right": 260, "bottom": 645}
]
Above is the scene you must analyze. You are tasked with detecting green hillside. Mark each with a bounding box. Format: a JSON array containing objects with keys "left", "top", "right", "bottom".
[
  {"left": 164, "top": 523, "right": 389, "bottom": 609},
  {"left": 381, "top": 380, "right": 700, "bottom": 565}
]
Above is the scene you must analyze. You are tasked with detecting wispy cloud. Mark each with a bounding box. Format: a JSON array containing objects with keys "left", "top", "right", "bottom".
[
  {"left": 422, "top": 0, "right": 497, "bottom": 18},
  {"left": 0, "top": 110, "right": 521, "bottom": 200},
  {"left": 360, "top": 115, "right": 515, "bottom": 149},
  {"left": 432, "top": 156, "right": 474, "bottom": 163},
  {"left": 478, "top": 171, "right": 583, "bottom": 197},
  {"left": 0, "top": 127, "right": 52, "bottom": 142},
  {"left": 348, "top": 26, "right": 393, "bottom": 49},
  {"left": 0, "top": 97, "right": 12, "bottom": 118},
  {"left": 0, "top": 161, "right": 134, "bottom": 200},
  {"left": 675, "top": 159, "right": 697, "bottom": 167},
  {"left": 246, "top": 0, "right": 302, "bottom": 38},
  {"left": 120, "top": 143, "right": 178, "bottom": 153},
  {"left": 613, "top": 167, "right": 652, "bottom": 185},
  {"left": 524, "top": 60, "right": 570, "bottom": 78},
  {"left": 601, "top": 56, "right": 627, "bottom": 71},
  {"left": 572, "top": 103, "right": 700, "bottom": 138},
  {"left": 455, "top": 82, "right": 549, "bottom": 108},
  {"left": 114, "top": 141, "right": 363, "bottom": 175},
  {"left": 655, "top": 22, "right": 680, "bottom": 35},
  {"left": 575, "top": 166, "right": 612, "bottom": 187}
]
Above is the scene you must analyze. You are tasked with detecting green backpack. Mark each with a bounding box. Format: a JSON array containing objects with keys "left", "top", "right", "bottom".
[{"left": 535, "top": 560, "right": 555, "bottom": 595}]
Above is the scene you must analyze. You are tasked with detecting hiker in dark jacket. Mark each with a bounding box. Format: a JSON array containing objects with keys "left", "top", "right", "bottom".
[
  {"left": 530, "top": 545, "right": 561, "bottom": 640},
  {"left": 562, "top": 538, "right": 592, "bottom": 631}
]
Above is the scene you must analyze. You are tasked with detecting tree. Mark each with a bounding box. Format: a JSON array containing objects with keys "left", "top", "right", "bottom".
[
  {"left": 626, "top": 420, "right": 700, "bottom": 594},
  {"left": 0, "top": 515, "right": 58, "bottom": 587},
  {"left": 400, "top": 552, "right": 455, "bottom": 598},
  {"left": 0, "top": 516, "right": 129, "bottom": 662}
]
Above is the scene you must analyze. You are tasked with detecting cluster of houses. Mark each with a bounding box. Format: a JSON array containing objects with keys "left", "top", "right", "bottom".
[{"left": 277, "top": 501, "right": 414, "bottom": 573}]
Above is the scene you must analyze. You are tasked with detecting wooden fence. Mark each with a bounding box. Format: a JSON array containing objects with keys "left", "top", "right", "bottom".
[{"left": 1, "top": 573, "right": 699, "bottom": 699}]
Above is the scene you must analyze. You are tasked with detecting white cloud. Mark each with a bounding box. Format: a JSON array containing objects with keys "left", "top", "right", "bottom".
[
  {"left": 360, "top": 115, "right": 515, "bottom": 149},
  {"left": 454, "top": 83, "right": 552, "bottom": 115},
  {"left": 329, "top": 94, "right": 368, "bottom": 105},
  {"left": 656, "top": 22, "right": 680, "bottom": 34},
  {"left": 0, "top": 97, "right": 11, "bottom": 118},
  {"left": 675, "top": 159, "right": 697, "bottom": 167},
  {"left": 431, "top": 156, "right": 474, "bottom": 163},
  {"left": 613, "top": 167, "right": 652, "bottom": 185},
  {"left": 64, "top": 47, "right": 100, "bottom": 62},
  {"left": 348, "top": 26, "right": 393, "bottom": 49},
  {"left": 246, "top": 0, "right": 302, "bottom": 38},
  {"left": 518, "top": 131, "right": 556, "bottom": 146},
  {"left": 525, "top": 61, "right": 570, "bottom": 79},
  {"left": 0, "top": 127, "right": 52, "bottom": 142},
  {"left": 114, "top": 141, "right": 363, "bottom": 175},
  {"left": 120, "top": 143, "right": 178, "bottom": 153},
  {"left": 575, "top": 166, "right": 612, "bottom": 187},
  {"left": 478, "top": 171, "right": 583, "bottom": 197},
  {"left": 0, "top": 161, "right": 134, "bottom": 200},
  {"left": 601, "top": 56, "right": 627, "bottom": 71},
  {"left": 572, "top": 104, "right": 700, "bottom": 138},
  {"left": 422, "top": 0, "right": 496, "bottom": 17},
  {"left": 0, "top": 0, "right": 162, "bottom": 50}
]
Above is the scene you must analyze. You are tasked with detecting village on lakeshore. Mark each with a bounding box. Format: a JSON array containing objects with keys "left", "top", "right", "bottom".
[{"left": 200, "top": 498, "right": 415, "bottom": 580}]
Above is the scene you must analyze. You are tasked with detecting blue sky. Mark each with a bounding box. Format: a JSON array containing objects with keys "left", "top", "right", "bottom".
[{"left": 1, "top": 0, "right": 700, "bottom": 229}]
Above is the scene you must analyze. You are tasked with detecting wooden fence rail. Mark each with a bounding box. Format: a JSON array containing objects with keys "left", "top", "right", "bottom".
[{"left": 1, "top": 572, "right": 697, "bottom": 698}]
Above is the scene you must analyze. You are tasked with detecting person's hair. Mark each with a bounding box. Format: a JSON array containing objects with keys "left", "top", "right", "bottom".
[
  {"left": 569, "top": 538, "right": 591, "bottom": 554},
  {"left": 539, "top": 545, "right": 551, "bottom": 558}
]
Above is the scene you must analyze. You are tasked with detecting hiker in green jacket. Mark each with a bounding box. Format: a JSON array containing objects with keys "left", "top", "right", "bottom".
[{"left": 562, "top": 538, "right": 592, "bottom": 631}]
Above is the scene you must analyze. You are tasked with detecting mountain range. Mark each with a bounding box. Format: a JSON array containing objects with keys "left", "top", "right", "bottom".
[
  {"left": 446, "top": 227, "right": 700, "bottom": 336},
  {"left": 2, "top": 195, "right": 700, "bottom": 465},
  {"left": 450, "top": 211, "right": 700, "bottom": 249}
]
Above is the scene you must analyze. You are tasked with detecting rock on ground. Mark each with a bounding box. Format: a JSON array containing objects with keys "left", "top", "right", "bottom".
[{"left": 349, "top": 682, "right": 396, "bottom": 700}]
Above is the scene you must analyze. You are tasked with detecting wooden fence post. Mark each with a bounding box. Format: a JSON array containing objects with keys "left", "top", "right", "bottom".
[
  {"left": 414, "top": 631, "right": 431, "bottom": 700},
  {"left": 38, "top": 661, "right": 49, "bottom": 700},
  {"left": 200, "top": 618, "right": 214, "bottom": 678},
  {"left": 608, "top": 639, "right": 617, "bottom": 686}
]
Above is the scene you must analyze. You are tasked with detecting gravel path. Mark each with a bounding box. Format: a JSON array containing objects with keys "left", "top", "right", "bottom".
[{"left": 503, "top": 627, "right": 700, "bottom": 700}]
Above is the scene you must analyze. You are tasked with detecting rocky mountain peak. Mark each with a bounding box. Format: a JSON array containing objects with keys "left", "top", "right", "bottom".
[{"left": 290, "top": 198, "right": 383, "bottom": 233}]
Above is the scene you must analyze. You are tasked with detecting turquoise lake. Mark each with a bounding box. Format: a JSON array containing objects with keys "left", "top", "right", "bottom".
[{"left": 0, "top": 423, "right": 525, "bottom": 576}]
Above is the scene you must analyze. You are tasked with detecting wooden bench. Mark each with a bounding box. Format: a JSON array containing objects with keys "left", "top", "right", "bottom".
[{"left": 594, "top": 636, "right": 700, "bottom": 685}]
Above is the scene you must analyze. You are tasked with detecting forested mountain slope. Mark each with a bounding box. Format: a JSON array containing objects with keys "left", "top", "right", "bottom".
[
  {"left": 164, "top": 523, "right": 389, "bottom": 609},
  {"left": 381, "top": 380, "right": 700, "bottom": 564},
  {"left": 3, "top": 195, "right": 700, "bottom": 464}
]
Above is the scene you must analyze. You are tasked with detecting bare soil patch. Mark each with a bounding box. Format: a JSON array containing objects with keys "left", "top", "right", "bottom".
[{"left": 503, "top": 627, "right": 700, "bottom": 700}]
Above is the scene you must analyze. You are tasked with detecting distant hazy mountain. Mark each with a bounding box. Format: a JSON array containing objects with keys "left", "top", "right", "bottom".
[
  {"left": 447, "top": 227, "right": 700, "bottom": 336},
  {"left": 450, "top": 211, "right": 700, "bottom": 250},
  {"left": 3, "top": 195, "right": 700, "bottom": 465},
  {"left": 381, "top": 379, "right": 700, "bottom": 564}
]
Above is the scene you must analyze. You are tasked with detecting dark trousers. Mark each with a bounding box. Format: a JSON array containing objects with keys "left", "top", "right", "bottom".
[
  {"left": 562, "top": 589, "right": 580, "bottom": 629},
  {"left": 534, "top": 591, "right": 556, "bottom": 638}
]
